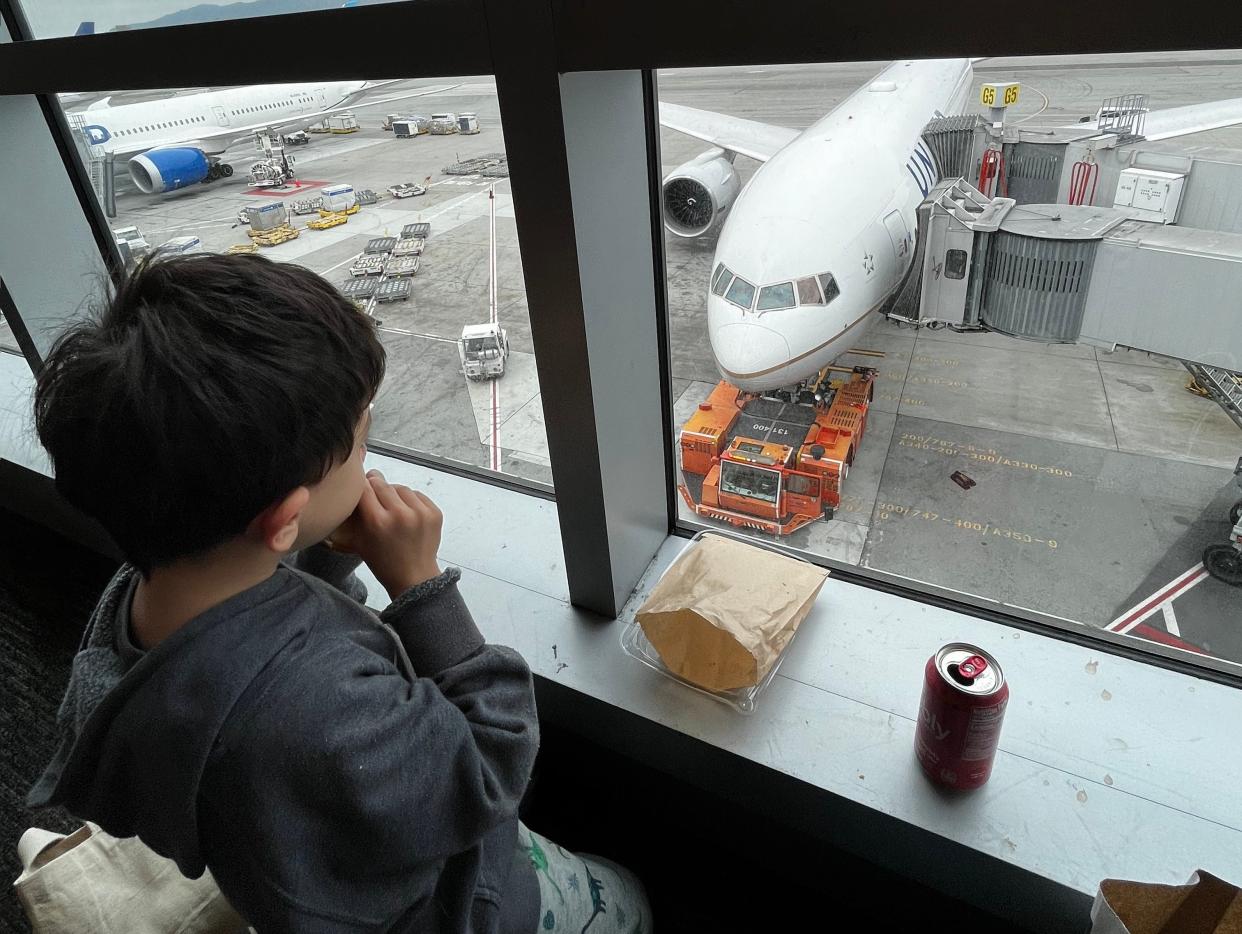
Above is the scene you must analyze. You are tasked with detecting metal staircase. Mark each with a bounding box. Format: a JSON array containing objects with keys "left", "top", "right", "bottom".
[{"left": 1185, "top": 362, "right": 1242, "bottom": 429}]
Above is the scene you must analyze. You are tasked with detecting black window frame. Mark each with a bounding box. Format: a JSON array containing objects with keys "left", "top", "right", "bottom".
[{"left": 2, "top": 0, "right": 1240, "bottom": 684}]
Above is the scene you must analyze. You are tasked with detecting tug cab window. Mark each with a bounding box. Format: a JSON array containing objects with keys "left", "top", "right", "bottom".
[{"left": 719, "top": 462, "right": 780, "bottom": 503}]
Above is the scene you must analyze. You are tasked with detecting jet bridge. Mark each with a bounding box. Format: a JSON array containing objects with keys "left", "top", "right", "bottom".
[{"left": 906, "top": 178, "right": 1242, "bottom": 424}]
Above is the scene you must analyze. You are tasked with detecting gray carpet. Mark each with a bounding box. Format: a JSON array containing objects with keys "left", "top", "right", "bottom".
[{"left": 0, "top": 508, "right": 118, "bottom": 933}]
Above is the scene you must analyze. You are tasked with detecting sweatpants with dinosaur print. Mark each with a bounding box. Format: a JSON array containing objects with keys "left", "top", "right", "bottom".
[{"left": 517, "top": 822, "right": 652, "bottom": 934}]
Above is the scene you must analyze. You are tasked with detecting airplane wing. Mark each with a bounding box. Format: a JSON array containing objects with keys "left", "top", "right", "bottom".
[
  {"left": 659, "top": 102, "right": 799, "bottom": 163},
  {"left": 1057, "top": 98, "right": 1242, "bottom": 142}
]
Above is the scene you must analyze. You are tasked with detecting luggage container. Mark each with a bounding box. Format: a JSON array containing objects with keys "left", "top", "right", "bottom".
[
  {"left": 383, "top": 255, "right": 419, "bottom": 277},
  {"left": 160, "top": 235, "right": 202, "bottom": 255},
  {"left": 365, "top": 237, "right": 397, "bottom": 255},
  {"left": 327, "top": 112, "right": 358, "bottom": 134},
  {"left": 247, "top": 201, "right": 288, "bottom": 232},
  {"left": 349, "top": 254, "right": 386, "bottom": 277},
  {"left": 375, "top": 278, "right": 412, "bottom": 303},
  {"left": 457, "top": 113, "right": 480, "bottom": 134},
  {"left": 290, "top": 197, "right": 323, "bottom": 215},
  {"left": 319, "top": 184, "right": 356, "bottom": 213},
  {"left": 429, "top": 113, "right": 459, "bottom": 135}
]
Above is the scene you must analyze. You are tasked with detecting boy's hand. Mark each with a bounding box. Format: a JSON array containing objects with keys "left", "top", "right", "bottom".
[{"left": 326, "top": 470, "right": 443, "bottom": 599}]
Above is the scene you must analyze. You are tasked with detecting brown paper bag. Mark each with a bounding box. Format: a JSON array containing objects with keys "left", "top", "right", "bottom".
[
  {"left": 1090, "top": 870, "right": 1242, "bottom": 934},
  {"left": 635, "top": 533, "right": 829, "bottom": 691}
]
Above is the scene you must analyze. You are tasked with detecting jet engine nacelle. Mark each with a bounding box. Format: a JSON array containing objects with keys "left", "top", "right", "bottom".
[
  {"left": 129, "top": 148, "right": 211, "bottom": 194},
  {"left": 662, "top": 148, "right": 740, "bottom": 238}
]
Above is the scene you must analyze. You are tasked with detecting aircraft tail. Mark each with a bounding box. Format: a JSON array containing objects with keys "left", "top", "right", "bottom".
[{"left": 74, "top": 21, "right": 94, "bottom": 35}]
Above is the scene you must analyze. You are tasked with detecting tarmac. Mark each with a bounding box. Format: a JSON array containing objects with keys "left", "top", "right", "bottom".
[{"left": 3, "top": 55, "right": 1239, "bottom": 662}]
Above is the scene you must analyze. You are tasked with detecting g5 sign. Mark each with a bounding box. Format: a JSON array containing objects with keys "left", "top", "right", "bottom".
[{"left": 980, "top": 83, "right": 1020, "bottom": 108}]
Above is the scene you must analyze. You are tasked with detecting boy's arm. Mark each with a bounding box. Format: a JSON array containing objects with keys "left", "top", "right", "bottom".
[{"left": 282, "top": 543, "right": 367, "bottom": 604}]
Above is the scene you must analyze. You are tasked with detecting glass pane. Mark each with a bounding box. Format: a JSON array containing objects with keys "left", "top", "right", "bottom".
[
  {"left": 796, "top": 276, "right": 823, "bottom": 304},
  {"left": 711, "top": 268, "right": 733, "bottom": 296},
  {"left": 756, "top": 282, "right": 796, "bottom": 311},
  {"left": 18, "top": 0, "right": 397, "bottom": 39},
  {"left": 42, "top": 75, "right": 551, "bottom": 489},
  {"left": 719, "top": 462, "right": 779, "bottom": 503},
  {"left": 660, "top": 55, "right": 1242, "bottom": 671},
  {"left": 818, "top": 273, "right": 840, "bottom": 304},
  {"left": 724, "top": 275, "right": 756, "bottom": 310}
]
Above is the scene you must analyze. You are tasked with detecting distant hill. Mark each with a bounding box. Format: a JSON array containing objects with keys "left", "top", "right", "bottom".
[{"left": 119, "top": 0, "right": 353, "bottom": 31}]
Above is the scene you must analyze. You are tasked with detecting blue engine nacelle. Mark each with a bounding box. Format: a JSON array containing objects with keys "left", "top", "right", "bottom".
[{"left": 129, "top": 148, "right": 211, "bottom": 194}]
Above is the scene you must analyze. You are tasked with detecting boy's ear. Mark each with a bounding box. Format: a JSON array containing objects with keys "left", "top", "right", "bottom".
[{"left": 251, "top": 486, "right": 312, "bottom": 553}]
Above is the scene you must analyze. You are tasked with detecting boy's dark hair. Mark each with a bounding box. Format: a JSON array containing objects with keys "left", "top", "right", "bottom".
[{"left": 34, "top": 252, "right": 385, "bottom": 576}]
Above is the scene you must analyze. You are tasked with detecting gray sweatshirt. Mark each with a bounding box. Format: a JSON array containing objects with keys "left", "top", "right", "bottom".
[{"left": 27, "top": 545, "right": 541, "bottom": 933}]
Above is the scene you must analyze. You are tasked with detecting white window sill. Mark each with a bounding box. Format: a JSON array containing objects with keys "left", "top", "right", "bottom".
[{"left": 3, "top": 352, "right": 1237, "bottom": 929}]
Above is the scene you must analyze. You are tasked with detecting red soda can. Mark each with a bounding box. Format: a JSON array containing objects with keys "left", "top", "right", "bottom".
[{"left": 915, "top": 643, "right": 1008, "bottom": 790}]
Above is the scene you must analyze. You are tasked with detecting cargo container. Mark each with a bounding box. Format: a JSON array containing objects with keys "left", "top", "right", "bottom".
[{"left": 319, "top": 184, "right": 356, "bottom": 213}]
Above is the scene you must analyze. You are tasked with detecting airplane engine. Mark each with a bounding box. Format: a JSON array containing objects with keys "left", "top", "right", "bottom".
[
  {"left": 129, "top": 148, "right": 211, "bottom": 194},
  {"left": 662, "top": 148, "right": 740, "bottom": 238}
]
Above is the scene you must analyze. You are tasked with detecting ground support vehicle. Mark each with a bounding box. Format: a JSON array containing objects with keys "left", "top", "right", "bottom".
[
  {"left": 383, "top": 255, "right": 419, "bottom": 277},
  {"left": 248, "top": 224, "right": 300, "bottom": 247},
  {"left": 307, "top": 212, "right": 347, "bottom": 230},
  {"left": 401, "top": 222, "right": 431, "bottom": 240},
  {"left": 365, "top": 237, "right": 397, "bottom": 255},
  {"left": 291, "top": 197, "right": 323, "bottom": 215},
  {"left": 459, "top": 323, "right": 509, "bottom": 380},
  {"left": 349, "top": 254, "right": 386, "bottom": 277},
  {"left": 225, "top": 243, "right": 258, "bottom": 254},
  {"left": 392, "top": 237, "right": 423, "bottom": 256},
  {"left": 375, "top": 278, "right": 412, "bottom": 303},
  {"left": 328, "top": 113, "right": 359, "bottom": 134},
  {"left": 282, "top": 131, "right": 309, "bottom": 146},
  {"left": 356, "top": 189, "right": 380, "bottom": 205},
  {"left": 1204, "top": 460, "right": 1242, "bottom": 586},
  {"left": 678, "top": 369, "right": 876, "bottom": 535},
  {"left": 388, "top": 182, "right": 427, "bottom": 199}
]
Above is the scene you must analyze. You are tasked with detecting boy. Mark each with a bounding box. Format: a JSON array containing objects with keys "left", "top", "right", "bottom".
[{"left": 26, "top": 254, "right": 649, "bottom": 933}]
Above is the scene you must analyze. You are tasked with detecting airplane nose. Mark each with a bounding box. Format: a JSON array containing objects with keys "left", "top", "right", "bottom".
[{"left": 711, "top": 322, "right": 792, "bottom": 387}]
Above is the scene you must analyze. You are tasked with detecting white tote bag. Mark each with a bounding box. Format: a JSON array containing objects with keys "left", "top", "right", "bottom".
[{"left": 13, "top": 823, "right": 250, "bottom": 934}]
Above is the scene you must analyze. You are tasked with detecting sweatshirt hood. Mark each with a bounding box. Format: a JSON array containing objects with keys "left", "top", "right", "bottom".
[{"left": 27, "top": 563, "right": 308, "bottom": 877}]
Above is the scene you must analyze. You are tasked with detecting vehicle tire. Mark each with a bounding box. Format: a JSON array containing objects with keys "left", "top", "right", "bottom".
[
  {"left": 222, "top": 164, "right": 234, "bottom": 177},
  {"left": 1203, "top": 544, "right": 1242, "bottom": 586},
  {"left": 1231, "top": 500, "right": 1242, "bottom": 526}
]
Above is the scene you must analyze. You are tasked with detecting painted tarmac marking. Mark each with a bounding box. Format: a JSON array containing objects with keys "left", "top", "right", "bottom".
[
  {"left": 1106, "top": 564, "right": 1209, "bottom": 635},
  {"left": 874, "top": 502, "right": 1058, "bottom": 549},
  {"left": 1161, "top": 601, "right": 1181, "bottom": 637},
  {"left": 897, "top": 433, "right": 1075, "bottom": 478},
  {"left": 877, "top": 392, "right": 927, "bottom": 407},
  {"left": 378, "top": 326, "right": 458, "bottom": 344}
]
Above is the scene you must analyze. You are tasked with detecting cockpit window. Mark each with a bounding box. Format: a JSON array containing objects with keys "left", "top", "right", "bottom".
[
  {"left": 818, "top": 273, "right": 840, "bottom": 304},
  {"left": 756, "top": 282, "right": 796, "bottom": 311},
  {"left": 712, "top": 264, "right": 733, "bottom": 297},
  {"left": 711, "top": 263, "right": 729, "bottom": 291},
  {"left": 796, "top": 277, "right": 823, "bottom": 304},
  {"left": 724, "top": 275, "right": 757, "bottom": 310}
]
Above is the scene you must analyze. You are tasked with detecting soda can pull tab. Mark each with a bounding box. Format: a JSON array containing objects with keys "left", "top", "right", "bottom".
[{"left": 958, "top": 654, "right": 988, "bottom": 680}]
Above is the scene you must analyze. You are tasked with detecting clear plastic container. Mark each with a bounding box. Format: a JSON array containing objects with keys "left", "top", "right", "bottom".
[{"left": 620, "top": 529, "right": 823, "bottom": 714}]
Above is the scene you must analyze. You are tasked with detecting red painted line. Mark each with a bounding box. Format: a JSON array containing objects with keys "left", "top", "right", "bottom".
[
  {"left": 1107, "top": 564, "right": 1208, "bottom": 633},
  {"left": 242, "top": 180, "right": 328, "bottom": 197},
  {"left": 1129, "top": 622, "right": 1206, "bottom": 655}
]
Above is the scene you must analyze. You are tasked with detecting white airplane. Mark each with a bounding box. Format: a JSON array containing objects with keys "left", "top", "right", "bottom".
[
  {"left": 660, "top": 58, "right": 1242, "bottom": 392},
  {"left": 70, "top": 80, "right": 459, "bottom": 195}
]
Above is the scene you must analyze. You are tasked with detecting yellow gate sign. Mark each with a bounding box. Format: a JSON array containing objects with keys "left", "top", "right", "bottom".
[{"left": 980, "top": 83, "right": 1020, "bottom": 107}]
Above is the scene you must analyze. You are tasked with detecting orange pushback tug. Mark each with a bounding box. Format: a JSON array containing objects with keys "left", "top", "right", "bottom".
[{"left": 678, "top": 368, "right": 875, "bottom": 535}]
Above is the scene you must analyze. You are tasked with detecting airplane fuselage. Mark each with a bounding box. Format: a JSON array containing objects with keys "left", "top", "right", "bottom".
[
  {"left": 707, "top": 59, "right": 974, "bottom": 390},
  {"left": 70, "top": 81, "right": 367, "bottom": 156}
]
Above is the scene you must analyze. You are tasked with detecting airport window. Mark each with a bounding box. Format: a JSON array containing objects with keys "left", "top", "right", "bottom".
[
  {"left": 756, "top": 282, "right": 796, "bottom": 311},
  {"left": 658, "top": 56, "right": 1242, "bottom": 669},
  {"left": 724, "top": 274, "right": 756, "bottom": 310},
  {"left": 796, "top": 276, "right": 823, "bottom": 304},
  {"left": 40, "top": 77, "right": 553, "bottom": 492}
]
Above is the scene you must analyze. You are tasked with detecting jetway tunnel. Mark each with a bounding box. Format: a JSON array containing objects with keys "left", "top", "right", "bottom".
[{"left": 903, "top": 178, "right": 1242, "bottom": 424}]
